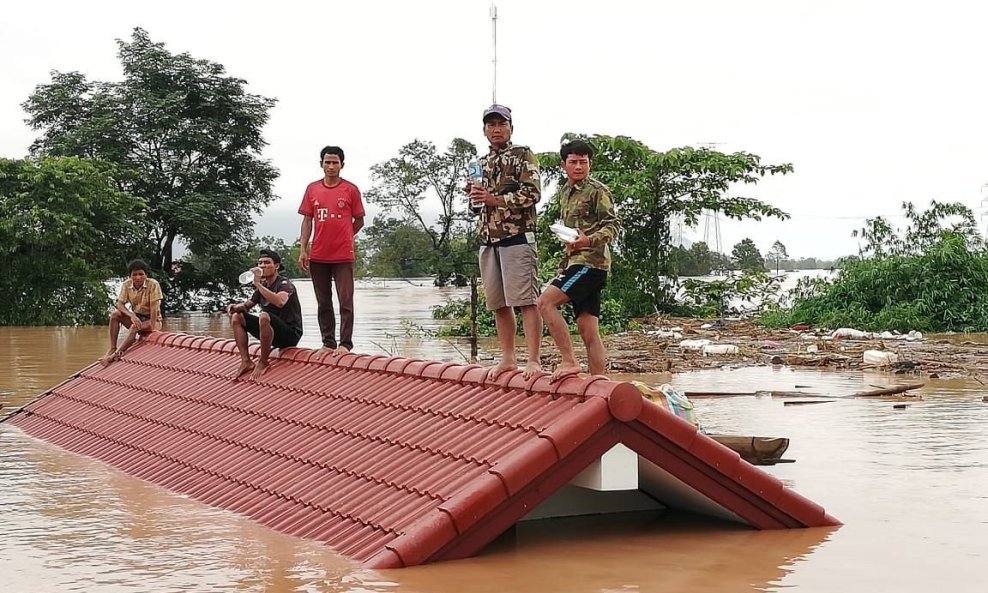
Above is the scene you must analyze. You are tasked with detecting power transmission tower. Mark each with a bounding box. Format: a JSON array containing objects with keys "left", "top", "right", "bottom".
[
  {"left": 702, "top": 211, "right": 723, "bottom": 253},
  {"left": 698, "top": 141, "right": 723, "bottom": 253}
]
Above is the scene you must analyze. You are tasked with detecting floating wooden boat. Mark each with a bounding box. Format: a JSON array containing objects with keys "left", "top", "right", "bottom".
[{"left": 709, "top": 435, "right": 792, "bottom": 465}]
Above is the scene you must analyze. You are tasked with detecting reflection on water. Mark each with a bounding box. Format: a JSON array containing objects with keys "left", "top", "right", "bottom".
[{"left": 2, "top": 281, "right": 988, "bottom": 592}]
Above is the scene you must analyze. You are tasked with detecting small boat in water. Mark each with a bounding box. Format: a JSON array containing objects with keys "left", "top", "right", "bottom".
[{"left": 709, "top": 435, "right": 792, "bottom": 465}]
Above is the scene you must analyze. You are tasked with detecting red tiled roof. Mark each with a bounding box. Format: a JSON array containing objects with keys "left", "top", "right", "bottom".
[{"left": 6, "top": 332, "right": 839, "bottom": 567}]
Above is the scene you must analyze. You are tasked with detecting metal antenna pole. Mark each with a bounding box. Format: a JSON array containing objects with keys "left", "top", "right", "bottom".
[{"left": 490, "top": 3, "right": 498, "bottom": 103}]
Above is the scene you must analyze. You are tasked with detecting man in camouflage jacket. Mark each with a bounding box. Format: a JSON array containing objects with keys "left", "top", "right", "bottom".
[
  {"left": 468, "top": 104, "right": 543, "bottom": 379},
  {"left": 537, "top": 139, "right": 620, "bottom": 381}
]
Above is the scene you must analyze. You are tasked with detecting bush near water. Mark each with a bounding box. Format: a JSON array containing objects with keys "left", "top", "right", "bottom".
[{"left": 761, "top": 201, "right": 988, "bottom": 333}]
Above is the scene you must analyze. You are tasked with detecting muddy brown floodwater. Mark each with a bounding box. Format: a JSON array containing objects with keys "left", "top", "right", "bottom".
[{"left": 2, "top": 280, "right": 986, "bottom": 592}]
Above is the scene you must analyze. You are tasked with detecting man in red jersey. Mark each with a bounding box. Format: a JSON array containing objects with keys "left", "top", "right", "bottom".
[{"left": 298, "top": 145, "right": 365, "bottom": 354}]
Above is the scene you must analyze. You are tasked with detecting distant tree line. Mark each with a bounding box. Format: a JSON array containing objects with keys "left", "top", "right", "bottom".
[{"left": 671, "top": 239, "right": 836, "bottom": 277}]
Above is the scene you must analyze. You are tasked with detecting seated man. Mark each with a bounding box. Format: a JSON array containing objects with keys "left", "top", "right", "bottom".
[
  {"left": 100, "top": 259, "right": 163, "bottom": 366},
  {"left": 227, "top": 249, "right": 303, "bottom": 380}
]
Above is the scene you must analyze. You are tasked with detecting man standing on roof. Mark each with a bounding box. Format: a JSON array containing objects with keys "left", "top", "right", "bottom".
[
  {"left": 469, "top": 104, "right": 543, "bottom": 380},
  {"left": 227, "top": 249, "right": 303, "bottom": 380},
  {"left": 99, "top": 259, "right": 163, "bottom": 366},
  {"left": 537, "top": 140, "right": 620, "bottom": 381},
  {"left": 298, "top": 145, "right": 365, "bottom": 355}
]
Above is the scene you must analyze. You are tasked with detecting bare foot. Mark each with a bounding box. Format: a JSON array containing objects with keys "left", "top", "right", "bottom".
[
  {"left": 98, "top": 350, "right": 117, "bottom": 367},
  {"left": 550, "top": 364, "right": 581, "bottom": 383},
  {"left": 317, "top": 346, "right": 336, "bottom": 357},
  {"left": 249, "top": 360, "right": 268, "bottom": 381},
  {"left": 522, "top": 360, "right": 543, "bottom": 379},
  {"left": 334, "top": 346, "right": 350, "bottom": 356},
  {"left": 487, "top": 361, "right": 518, "bottom": 381},
  {"left": 233, "top": 359, "right": 255, "bottom": 378}
]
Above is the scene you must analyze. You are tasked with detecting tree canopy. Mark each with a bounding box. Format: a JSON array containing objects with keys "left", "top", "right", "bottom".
[
  {"left": 731, "top": 238, "right": 766, "bottom": 272},
  {"left": 364, "top": 138, "right": 480, "bottom": 285},
  {"left": 538, "top": 134, "right": 790, "bottom": 314},
  {"left": 0, "top": 157, "right": 146, "bottom": 325},
  {"left": 22, "top": 28, "right": 278, "bottom": 307},
  {"left": 360, "top": 219, "right": 437, "bottom": 278},
  {"left": 672, "top": 241, "right": 733, "bottom": 276},
  {"left": 765, "top": 240, "right": 788, "bottom": 274},
  {"left": 763, "top": 201, "right": 988, "bottom": 332}
]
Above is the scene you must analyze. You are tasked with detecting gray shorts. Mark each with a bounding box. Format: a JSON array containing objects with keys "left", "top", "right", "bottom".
[{"left": 479, "top": 242, "right": 539, "bottom": 310}]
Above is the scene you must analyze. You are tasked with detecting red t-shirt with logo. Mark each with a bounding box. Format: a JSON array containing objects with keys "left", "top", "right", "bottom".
[{"left": 298, "top": 179, "right": 365, "bottom": 263}]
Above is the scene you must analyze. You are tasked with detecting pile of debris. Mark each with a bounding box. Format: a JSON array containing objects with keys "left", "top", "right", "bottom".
[{"left": 595, "top": 317, "right": 988, "bottom": 380}]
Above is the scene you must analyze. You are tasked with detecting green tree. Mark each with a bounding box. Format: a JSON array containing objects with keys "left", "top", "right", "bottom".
[
  {"left": 364, "top": 138, "right": 480, "bottom": 285},
  {"left": 732, "top": 238, "right": 766, "bottom": 272},
  {"left": 361, "top": 219, "right": 436, "bottom": 277},
  {"left": 672, "top": 241, "right": 732, "bottom": 276},
  {"left": 22, "top": 28, "right": 278, "bottom": 298},
  {"left": 538, "top": 134, "right": 790, "bottom": 315},
  {"left": 0, "top": 157, "right": 146, "bottom": 325},
  {"left": 250, "top": 235, "right": 302, "bottom": 279},
  {"left": 854, "top": 200, "right": 983, "bottom": 257},
  {"left": 766, "top": 240, "right": 788, "bottom": 274},
  {"left": 762, "top": 202, "right": 988, "bottom": 332}
]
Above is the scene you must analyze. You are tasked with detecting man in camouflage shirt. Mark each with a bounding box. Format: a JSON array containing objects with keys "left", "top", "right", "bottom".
[
  {"left": 468, "top": 104, "right": 543, "bottom": 379},
  {"left": 537, "top": 140, "right": 620, "bottom": 381}
]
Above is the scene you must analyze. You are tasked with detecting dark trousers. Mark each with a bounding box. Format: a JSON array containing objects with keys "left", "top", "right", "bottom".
[{"left": 309, "top": 261, "right": 355, "bottom": 350}]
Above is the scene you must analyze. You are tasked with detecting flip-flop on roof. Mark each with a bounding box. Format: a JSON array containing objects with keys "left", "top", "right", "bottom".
[{"left": 6, "top": 332, "right": 839, "bottom": 567}]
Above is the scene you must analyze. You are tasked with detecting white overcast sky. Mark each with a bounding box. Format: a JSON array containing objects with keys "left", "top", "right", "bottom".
[{"left": 2, "top": 0, "right": 987, "bottom": 259}]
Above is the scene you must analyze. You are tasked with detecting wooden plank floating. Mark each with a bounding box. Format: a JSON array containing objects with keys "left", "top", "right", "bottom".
[
  {"left": 764, "top": 391, "right": 834, "bottom": 399},
  {"left": 852, "top": 383, "right": 924, "bottom": 397},
  {"left": 684, "top": 390, "right": 836, "bottom": 399},
  {"left": 683, "top": 391, "right": 759, "bottom": 398}
]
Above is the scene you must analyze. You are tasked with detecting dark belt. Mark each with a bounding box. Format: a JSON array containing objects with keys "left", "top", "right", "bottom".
[{"left": 486, "top": 232, "right": 530, "bottom": 248}]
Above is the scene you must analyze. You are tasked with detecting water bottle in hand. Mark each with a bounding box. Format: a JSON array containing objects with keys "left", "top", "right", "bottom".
[
  {"left": 467, "top": 159, "right": 485, "bottom": 209},
  {"left": 468, "top": 159, "right": 483, "bottom": 185}
]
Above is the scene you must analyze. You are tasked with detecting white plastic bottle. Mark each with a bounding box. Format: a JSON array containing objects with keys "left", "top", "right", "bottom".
[
  {"left": 467, "top": 159, "right": 484, "bottom": 210},
  {"left": 467, "top": 159, "right": 483, "bottom": 184}
]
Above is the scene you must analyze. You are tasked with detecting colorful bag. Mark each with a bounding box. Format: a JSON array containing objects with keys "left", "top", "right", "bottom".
[{"left": 632, "top": 381, "right": 699, "bottom": 426}]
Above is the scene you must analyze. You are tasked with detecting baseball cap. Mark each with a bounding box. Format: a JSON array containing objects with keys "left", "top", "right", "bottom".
[
  {"left": 258, "top": 248, "right": 284, "bottom": 271},
  {"left": 482, "top": 104, "right": 512, "bottom": 123}
]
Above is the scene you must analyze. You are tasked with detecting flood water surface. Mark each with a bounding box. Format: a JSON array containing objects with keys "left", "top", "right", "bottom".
[{"left": 2, "top": 280, "right": 986, "bottom": 592}]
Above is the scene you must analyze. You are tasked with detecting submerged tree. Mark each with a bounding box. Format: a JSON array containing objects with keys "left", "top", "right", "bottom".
[
  {"left": 539, "top": 134, "right": 790, "bottom": 314},
  {"left": 0, "top": 157, "right": 146, "bottom": 325},
  {"left": 732, "top": 238, "right": 766, "bottom": 272},
  {"left": 22, "top": 28, "right": 278, "bottom": 298},
  {"left": 361, "top": 219, "right": 437, "bottom": 278},
  {"left": 672, "top": 241, "right": 733, "bottom": 277},
  {"left": 765, "top": 240, "right": 789, "bottom": 274}
]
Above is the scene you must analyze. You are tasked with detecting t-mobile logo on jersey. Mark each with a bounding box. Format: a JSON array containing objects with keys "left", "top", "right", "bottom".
[{"left": 317, "top": 208, "right": 328, "bottom": 222}]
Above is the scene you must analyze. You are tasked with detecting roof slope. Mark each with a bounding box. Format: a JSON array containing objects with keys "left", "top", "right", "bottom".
[{"left": 6, "top": 332, "right": 839, "bottom": 567}]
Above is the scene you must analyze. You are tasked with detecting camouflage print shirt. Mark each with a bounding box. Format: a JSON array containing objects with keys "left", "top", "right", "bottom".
[
  {"left": 475, "top": 143, "right": 541, "bottom": 244},
  {"left": 556, "top": 177, "right": 620, "bottom": 272}
]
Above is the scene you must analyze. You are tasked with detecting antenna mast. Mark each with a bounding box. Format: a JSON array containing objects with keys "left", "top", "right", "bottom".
[{"left": 490, "top": 3, "right": 498, "bottom": 103}]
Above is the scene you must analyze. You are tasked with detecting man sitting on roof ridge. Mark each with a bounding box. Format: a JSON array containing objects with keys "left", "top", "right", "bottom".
[
  {"left": 226, "top": 248, "right": 304, "bottom": 380},
  {"left": 99, "top": 258, "right": 163, "bottom": 367}
]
